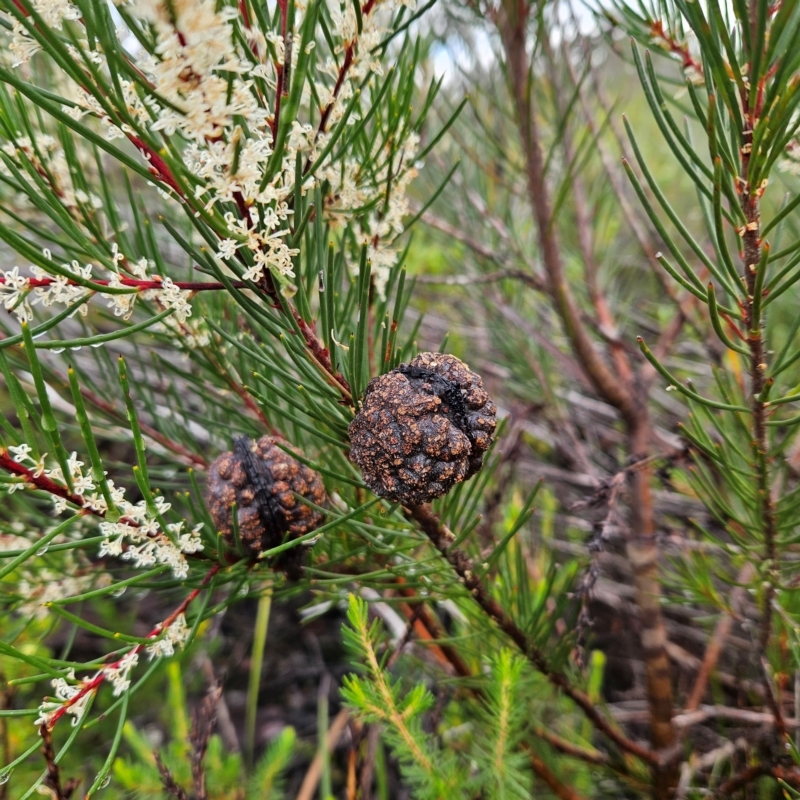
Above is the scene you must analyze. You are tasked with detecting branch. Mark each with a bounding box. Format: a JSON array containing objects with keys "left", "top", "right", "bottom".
[
  {"left": 39, "top": 725, "right": 78, "bottom": 800},
  {"left": 45, "top": 563, "right": 220, "bottom": 730},
  {"left": 154, "top": 750, "right": 190, "bottom": 800},
  {"left": 685, "top": 564, "right": 754, "bottom": 712},
  {"left": 528, "top": 750, "right": 591, "bottom": 800},
  {"left": 717, "top": 764, "right": 800, "bottom": 795},
  {"left": 673, "top": 705, "right": 799, "bottom": 729},
  {"left": 415, "top": 268, "right": 544, "bottom": 290},
  {"left": 541, "top": 34, "right": 633, "bottom": 388},
  {"left": 405, "top": 502, "right": 659, "bottom": 766},
  {"left": 308, "top": 0, "right": 378, "bottom": 160},
  {"left": 295, "top": 709, "right": 351, "bottom": 800},
  {"left": 495, "top": 1, "right": 676, "bottom": 780},
  {"left": 0, "top": 275, "right": 249, "bottom": 292},
  {"left": 0, "top": 449, "right": 92, "bottom": 514},
  {"left": 496, "top": 2, "right": 638, "bottom": 428}
]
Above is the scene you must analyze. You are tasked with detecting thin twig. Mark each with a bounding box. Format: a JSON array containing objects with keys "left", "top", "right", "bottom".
[
  {"left": 685, "top": 564, "right": 754, "bottom": 712},
  {"left": 528, "top": 749, "right": 591, "bottom": 800},
  {"left": 415, "top": 268, "right": 544, "bottom": 289},
  {"left": 0, "top": 275, "right": 248, "bottom": 292},
  {"left": 715, "top": 764, "right": 800, "bottom": 795},
  {"left": 738, "top": 67, "right": 786, "bottom": 741},
  {"left": 39, "top": 725, "right": 78, "bottom": 800},
  {"left": 190, "top": 682, "right": 223, "bottom": 800},
  {"left": 294, "top": 708, "right": 351, "bottom": 800},
  {"left": 154, "top": 749, "right": 190, "bottom": 800},
  {"left": 672, "top": 705, "right": 799, "bottom": 729},
  {"left": 45, "top": 564, "right": 220, "bottom": 730},
  {"left": 405, "top": 502, "right": 659, "bottom": 766}
]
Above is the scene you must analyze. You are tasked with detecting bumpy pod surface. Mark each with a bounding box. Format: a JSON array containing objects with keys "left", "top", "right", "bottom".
[
  {"left": 205, "top": 436, "right": 326, "bottom": 572},
  {"left": 348, "top": 352, "right": 497, "bottom": 504}
]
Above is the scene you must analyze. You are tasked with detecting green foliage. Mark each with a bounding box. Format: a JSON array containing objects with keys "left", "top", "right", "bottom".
[
  {"left": 342, "top": 594, "right": 468, "bottom": 798},
  {"left": 342, "top": 594, "right": 540, "bottom": 800},
  {"left": 470, "top": 650, "right": 533, "bottom": 800},
  {"left": 0, "top": 1, "right": 588, "bottom": 796},
  {"left": 112, "top": 662, "right": 296, "bottom": 799}
]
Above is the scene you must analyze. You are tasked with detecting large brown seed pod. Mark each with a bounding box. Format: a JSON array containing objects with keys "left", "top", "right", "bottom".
[
  {"left": 348, "top": 352, "right": 497, "bottom": 504},
  {"left": 205, "top": 436, "right": 326, "bottom": 574}
]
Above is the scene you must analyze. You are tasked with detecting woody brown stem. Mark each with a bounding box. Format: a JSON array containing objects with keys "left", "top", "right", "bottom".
[
  {"left": 740, "top": 119, "right": 785, "bottom": 739},
  {"left": 496, "top": 2, "right": 638, "bottom": 428},
  {"left": 627, "top": 415, "right": 678, "bottom": 776},
  {"left": 39, "top": 725, "right": 77, "bottom": 800},
  {"left": 405, "top": 502, "right": 659, "bottom": 766},
  {"left": 528, "top": 751, "right": 590, "bottom": 800},
  {"left": 495, "top": 1, "right": 676, "bottom": 790}
]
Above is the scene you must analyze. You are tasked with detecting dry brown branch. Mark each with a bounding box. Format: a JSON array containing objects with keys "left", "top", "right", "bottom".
[
  {"left": 528, "top": 749, "right": 591, "bottom": 800},
  {"left": 672, "top": 706, "right": 799, "bottom": 729},
  {"left": 294, "top": 708, "right": 351, "bottom": 800},
  {"left": 39, "top": 725, "right": 78, "bottom": 800},
  {"left": 359, "top": 725, "right": 380, "bottom": 800},
  {"left": 200, "top": 658, "right": 240, "bottom": 754},
  {"left": 491, "top": 6, "right": 677, "bottom": 791},
  {"left": 686, "top": 564, "right": 755, "bottom": 712},
  {"left": 529, "top": 727, "right": 619, "bottom": 771},
  {"left": 716, "top": 763, "right": 800, "bottom": 795},
  {"left": 154, "top": 749, "right": 190, "bottom": 800},
  {"left": 189, "top": 683, "right": 223, "bottom": 800}
]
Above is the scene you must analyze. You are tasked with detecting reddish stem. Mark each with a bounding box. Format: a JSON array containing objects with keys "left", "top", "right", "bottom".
[
  {"left": 271, "top": 0, "right": 289, "bottom": 140},
  {"left": 649, "top": 20, "right": 704, "bottom": 75},
  {"left": 238, "top": 0, "right": 252, "bottom": 28},
  {"left": 0, "top": 450, "right": 89, "bottom": 511},
  {"left": 126, "top": 135, "right": 185, "bottom": 197},
  {"left": 46, "top": 563, "right": 220, "bottom": 729},
  {"left": 0, "top": 276, "right": 248, "bottom": 292},
  {"left": 304, "top": 0, "right": 377, "bottom": 173}
]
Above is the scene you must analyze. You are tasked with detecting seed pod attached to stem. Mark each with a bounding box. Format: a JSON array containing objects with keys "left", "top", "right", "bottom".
[
  {"left": 349, "top": 353, "right": 497, "bottom": 504},
  {"left": 205, "top": 436, "right": 326, "bottom": 577}
]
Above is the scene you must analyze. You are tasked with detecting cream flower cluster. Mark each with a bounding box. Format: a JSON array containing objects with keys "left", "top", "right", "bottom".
[
  {"left": 5, "top": 0, "right": 423, "bottom": 299},
  {"left": 145, "top": 612, "right": 190, "bottom": 659},
  {"left": 0, "top": 136, "right": 103, "bottom": 213},
  {"left": 35, "top": 670, "right": 97, "bottom": 728},
  {"left": 0, "top": 256, "right": 193, "bottom": 325},
  {"left": 17, "top": 567, "right": 111, "bottom": 620},
  {"left": 7, "top": 444, "right": 203, "bottom": 580},
  {"left": 7, "top": 0, "right": 81, "bottom": 67},
  {"left": 35, "top": 607, "right": 191, "bottom": 727},
  {"left": 131, "top": 0, "right": 309, "bottom": 286},
  {"left": 35, "top": 649, "right": 140, "bottom": 728},
  {"left": 321, "top": 133, "right": 420, "bottom": 297}
]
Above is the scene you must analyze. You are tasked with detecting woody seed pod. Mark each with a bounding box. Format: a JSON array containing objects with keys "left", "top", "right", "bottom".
[
  {"left": 205, "top": 436, "right": 326, "bottom": 576},
  {"left": 348, "top": 352, "right": 497, "bottom": 504}
]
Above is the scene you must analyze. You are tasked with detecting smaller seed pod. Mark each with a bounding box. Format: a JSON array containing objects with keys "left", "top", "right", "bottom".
[
  {"left": 205, "top": 436, "right": 326, "bottom": 577},
  {"left": 348, "top": 352, "right": 497, "bottom": 504}
]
